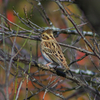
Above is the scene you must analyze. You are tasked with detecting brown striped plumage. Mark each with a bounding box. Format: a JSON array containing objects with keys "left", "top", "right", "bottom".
[{"left": 40, "top": 29, "right": 70, "bottom": 72}]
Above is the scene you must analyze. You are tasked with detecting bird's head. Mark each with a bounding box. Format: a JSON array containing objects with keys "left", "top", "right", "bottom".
[{"left": 41, "top": 29, "right": 55, "bottom": 41}]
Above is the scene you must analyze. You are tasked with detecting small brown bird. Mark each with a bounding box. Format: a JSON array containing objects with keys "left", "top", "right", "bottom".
[{"left": 40, "top": 29, "right": 71, "bottom": 74}]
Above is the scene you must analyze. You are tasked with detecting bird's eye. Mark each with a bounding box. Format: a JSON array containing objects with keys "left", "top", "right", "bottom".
[{"left": 42, "top": 34, "right": 44, "bottom": 36}]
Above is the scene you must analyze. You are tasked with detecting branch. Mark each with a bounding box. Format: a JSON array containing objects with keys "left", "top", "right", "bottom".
[
  {"left": 55, "top": 0, "right": 100, "bottom": 59},
  {"left": 0, "top": 30, "right": 95, "bottom": 56},
  {"left": 0, "top": 53, "right": 100, "bottom": 97}
]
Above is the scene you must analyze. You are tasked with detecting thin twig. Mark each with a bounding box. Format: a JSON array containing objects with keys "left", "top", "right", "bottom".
[{"left": 55, "top": 0, "right": 100, "bottom": 59}]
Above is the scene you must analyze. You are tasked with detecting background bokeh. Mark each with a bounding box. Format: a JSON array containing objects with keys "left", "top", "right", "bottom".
[{"left": 0, "top": 0, "right": 99, "bottom": 100}]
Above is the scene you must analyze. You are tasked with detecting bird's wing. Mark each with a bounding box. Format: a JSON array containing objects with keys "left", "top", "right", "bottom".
[{"left": 42, "top": 41, "right": 64, "bottom": 65}]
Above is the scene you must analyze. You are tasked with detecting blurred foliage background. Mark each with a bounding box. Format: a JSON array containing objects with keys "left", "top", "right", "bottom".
[{"left": 0, "top": 0, "right": 99, "bottom": 100}]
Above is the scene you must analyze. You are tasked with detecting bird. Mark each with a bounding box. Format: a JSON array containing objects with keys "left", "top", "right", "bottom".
[{"left": 40, "top": 29, "right": 72, "bottom": 75}]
